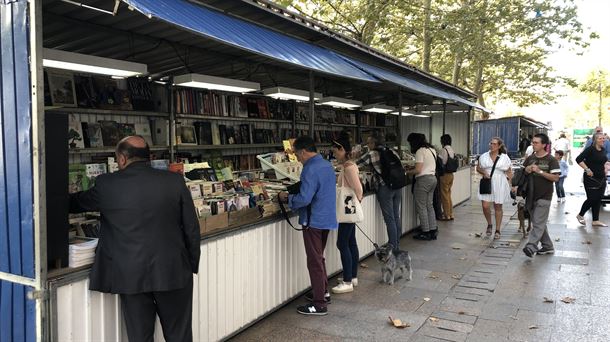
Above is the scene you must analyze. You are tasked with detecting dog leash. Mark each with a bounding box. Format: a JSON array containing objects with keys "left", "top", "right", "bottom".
[{"left": 355, "top": 223, "right": 379, "bottom": 249}]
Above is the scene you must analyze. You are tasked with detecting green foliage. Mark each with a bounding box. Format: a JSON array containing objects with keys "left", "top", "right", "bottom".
[{"left": 272, "top": 0, "right": 594, "bottom": 107}]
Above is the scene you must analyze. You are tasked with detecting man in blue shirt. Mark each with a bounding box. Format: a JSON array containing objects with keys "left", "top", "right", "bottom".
[
  {"left": 584, "top": 126, "right": 610, "bottom": 160},
  {"left": 279, "top": 136, "right": 337, "bottom": 316}
]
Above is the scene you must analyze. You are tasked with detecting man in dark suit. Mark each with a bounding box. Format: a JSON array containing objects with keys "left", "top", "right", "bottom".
[{"left": 70, "top": 136, "right": 200, "bottom": 342}]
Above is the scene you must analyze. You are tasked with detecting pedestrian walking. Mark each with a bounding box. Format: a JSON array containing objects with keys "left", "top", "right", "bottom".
[
  {"left": 278, "top": 136, "right": 338, "bottom": 316},
  {"left": 522, "top": 133, "right": 561, "bottom": 257},
  {"left": 554, "top": 150, "right": 568, "bottom": 203},
  {"left": 407, "top": 133, "right": 439, "bottom": 241},
  {"left": 476, "top": 137, "right": 513, "bottom": 240},
  {"left": 355, "top": 132, "right": 404, "bottom": 250},
  {"left": 439, "top": 134, "right": 456, "bottom": 221},
  {"left": 69, "top": 136, "right": 201, "bottom": 342},
  {"left": 576, "top": 132, "right": 608, "bottom": 227},
  {"left": 331, "top": 134, "right": 363, "bottom": 294}
]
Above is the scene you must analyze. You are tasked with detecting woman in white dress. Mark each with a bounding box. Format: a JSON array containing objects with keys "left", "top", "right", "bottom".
[{"left": 476, "top": 137, "right": 513, "bottom": 239}]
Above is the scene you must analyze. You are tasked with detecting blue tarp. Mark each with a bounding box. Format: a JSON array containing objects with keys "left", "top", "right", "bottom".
[
  {"left": 122, "top": 0, "right": 380, "bottom": 83},
  {"left": 344, "top": 58, "right": 490, "bottom": 112}
]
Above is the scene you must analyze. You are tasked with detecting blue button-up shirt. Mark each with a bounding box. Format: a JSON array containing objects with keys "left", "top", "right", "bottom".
[{"left": 288, "top": 154, "right": 338, "bottom": 230}]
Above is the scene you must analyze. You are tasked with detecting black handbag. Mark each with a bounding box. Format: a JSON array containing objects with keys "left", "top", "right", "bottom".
[{"left": 479, "top": 154, "right": 500, "bottom": 195}]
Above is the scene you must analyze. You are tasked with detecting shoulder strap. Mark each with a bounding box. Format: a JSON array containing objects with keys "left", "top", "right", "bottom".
[
  {"left": 278, "top": 200, "right": 307, "bottom": 231},
  {"left": 489, "top": 154, "right": 501, "bottom": 178}
]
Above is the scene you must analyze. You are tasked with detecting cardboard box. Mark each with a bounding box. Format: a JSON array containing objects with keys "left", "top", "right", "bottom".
[
  {"left": 229, "top": 207, "right": 262, "bottom": 228},
  {"left": 199, "top": 212, "right": 229, "bottom": 235}
]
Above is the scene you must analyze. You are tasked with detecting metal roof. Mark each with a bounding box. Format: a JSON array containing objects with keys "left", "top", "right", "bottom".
[
  {"left": 122, "top": 0, "right": 380, "bottom": 83},
  {"left": 199, "top": 0, "right": 477, "bottom": 100}
]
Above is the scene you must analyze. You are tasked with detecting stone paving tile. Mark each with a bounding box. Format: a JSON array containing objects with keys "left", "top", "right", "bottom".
[
  {"left": 431, "top": 310, "right": 478, "bottom": 325},
  {"left": 417, "top": 324, "right": 469, "bottom": 342}
]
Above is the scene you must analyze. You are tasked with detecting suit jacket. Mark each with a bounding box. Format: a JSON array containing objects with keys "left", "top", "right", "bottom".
[{"left": 70, "top": 161, "right": 201, "bottom": 294}]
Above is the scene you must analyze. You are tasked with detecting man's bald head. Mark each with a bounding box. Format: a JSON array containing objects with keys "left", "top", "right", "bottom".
[{"left": 116, "top": 135, "right": 150, "bottom": 166}]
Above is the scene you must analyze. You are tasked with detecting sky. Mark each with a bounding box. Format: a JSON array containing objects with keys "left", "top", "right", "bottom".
[{"left": 493, "top": 0, "right": 610, "bottom": 132}]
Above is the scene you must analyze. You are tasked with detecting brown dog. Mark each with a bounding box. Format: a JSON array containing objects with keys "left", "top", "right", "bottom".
[{"left": 517, "top": 199, "right": 532, "bottom": 238}]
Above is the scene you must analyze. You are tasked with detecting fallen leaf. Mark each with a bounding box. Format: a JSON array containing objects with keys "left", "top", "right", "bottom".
[
  {"left": 543, "top": 297, "right": 554, "bottom": 303},
  {"left": 388, "top": 316, "right": 410, "bottom": 329},
  {"left": 555, "top": 238, "right": 560, "bottom": 242},
  {"left": 428, "top": 275, "right": 439, "bottom": 279},
  {"left": 529, "top": 325, "right": 539, "bottom": 330},
  {"left": 564, "top": 211, "right": 570, "bottom": 214},
  {"left": 475, "top": 233, "right": 482, "bottom": 238},
  {"left": 509, "top": 315, "right": 518, "bottom": 320},
  {"left": 452, "top": 274, "right": 462, "bottom": 279},
  {"left": 561, "top": 297, "right": 576, "bottom": 304},
  {"left": 582, "top": 241, "right": 592, "bottom": 245},
  {"left": 458, "top": 311, "right": 465, "bottom": 315},
  {"left": 459, "top": 257, "right": 467, "bottom": 260},
  {"left": 423, "top": 297, "right": 431, "bottom": 302},
  {"left": 429, "top": 317, "right": 439, "bottom": 322},
  {"left": 360, "top": 263, "right": 369, "bottom": 268},
  {"left": 452, "top": 246, "right": 461, "bottom": 250}
]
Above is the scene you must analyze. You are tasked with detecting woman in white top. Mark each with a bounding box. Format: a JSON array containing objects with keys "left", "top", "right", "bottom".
[
  {"left": 476, "top": 137, "right": 513, "bottom": 239},
  {"left": 407, "top": 133, "right": 439, "bottom": 241}
]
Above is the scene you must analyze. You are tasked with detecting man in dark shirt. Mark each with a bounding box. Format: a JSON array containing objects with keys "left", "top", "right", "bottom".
[
  {"left": 522, "top": 133, "right": 560, "bottom": 257},
  {"left": 70, "top": 136, "right": 201, "bottom": 341}
]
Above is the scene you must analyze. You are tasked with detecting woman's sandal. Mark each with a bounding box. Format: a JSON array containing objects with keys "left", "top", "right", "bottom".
[
  {"left": 576, "top": 215, "right": 586, "bottom": 225},
  {"left": 494, "top": 231, "right": 501, "bottom": 240},
  {"left": 592, "top": 221, "right": 608, "bottom": 227},
  {"left": 485, "top": 224, "right": 493, "bottom": 237}
]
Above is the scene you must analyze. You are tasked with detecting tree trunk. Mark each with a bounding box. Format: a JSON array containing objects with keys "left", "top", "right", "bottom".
[
  {"left": 474, "top": 60, "right": 487, "bottom": 119},
  {"left": 421, "top": 0, "right": 433, "bottom": 72},
  {"left": 452, "top": 53, "right": 463, "bottom": 85}
]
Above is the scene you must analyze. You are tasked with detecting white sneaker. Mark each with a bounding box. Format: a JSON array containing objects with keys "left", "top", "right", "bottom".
[
  {"left": 331, "top": 282, "right": 354, "bottom": 294},
  {"left": 337, "top": 277, "right": 358, "bottom": 287}
]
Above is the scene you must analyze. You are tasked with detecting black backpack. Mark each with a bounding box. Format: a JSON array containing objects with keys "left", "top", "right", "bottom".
[
  {"left": 443, "top": 148, "right": 459, "bottom": 173},
  {"left": 429, "top": 148, "right": 445, "bottom": 177},
  {"left": 511, "top": 167, "right": 529, "bottom": 198},
  {"left": 375, "top": 147, "right": 407, "bottom": 189}
]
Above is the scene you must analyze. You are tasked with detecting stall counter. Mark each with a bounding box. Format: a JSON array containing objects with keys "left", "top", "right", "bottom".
[{"left": 48, "top": 167, "right": 471, "bottom": 341}]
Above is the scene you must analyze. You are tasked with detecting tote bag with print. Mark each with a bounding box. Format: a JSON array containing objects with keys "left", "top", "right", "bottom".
[{"left": 336, "top": 169, "right": 364, "bottom": 223}]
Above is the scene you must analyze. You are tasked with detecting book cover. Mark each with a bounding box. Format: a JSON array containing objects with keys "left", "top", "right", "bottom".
[
  {"left": 150, "top": 159, "right": 170, "bottom": 170},
  {"left": 107, "top": 157, "right": 119, "bottom": 173},
  {"left": 169, "top": 163, "right": 184, "bottom": 175},
  {"left": 68, "top": 164, "right": 89, "bottom": 193},
  {"left": 151, "top": 118, "right": 169, "bottom": 146},
  {"left": 194, "top": 121, "right": 213, "bottom": 145},
  {"left": 134, "top": 122, "right": 154, "bottom": 146},
  {"left": 240, "top": 124, "right": 251, "bottom": 145},
  {"left": 81, "top": 122, "right": 91, "bottom": 148},
  {"left": 221, "top": 166, "right": 234, "bottom": 181},
  {"left": 218, "top": 125, "right": 227, "bottom": 145},
  {"left": 188, "top": 183, "right": 202, "bottom": 199},
  {"left": 86, "top": 123, "right": 104, "bottom": 148},
  {"left": 127, "top": 77, "right": 154, "bottom": 111},
  {"left": 74, "top": 74, "right": 98, "bottom": 108},
  {"left": 99, "top": 121, "right": 121, "bottom": 147},
  {"left": 118, "top": 123, "right": 136, "bottom": 139},
  {"left": 247, "top": 98, "right": 259, "bottom": 117},
  {"left": 211, "top": 123, "right": 221, "bottom": 145},
  {"left": 85, "top": 163, "right": 107, "bottom": 188},
  {"left": 68, "top": 114, "right": 85, "bottom": 149}
]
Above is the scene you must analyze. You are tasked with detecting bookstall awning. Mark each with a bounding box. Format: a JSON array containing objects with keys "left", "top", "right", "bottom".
[
  {"left": 345, "top": 58, "right": 491, "bottom": 112},
  {"left": 121, "top": 0, "right": 380, "bottom": 83}
]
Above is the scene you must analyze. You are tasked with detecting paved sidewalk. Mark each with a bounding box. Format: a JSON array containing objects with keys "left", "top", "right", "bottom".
[{"left": 232, "top": 170, "right": 610, "bottom": 342}]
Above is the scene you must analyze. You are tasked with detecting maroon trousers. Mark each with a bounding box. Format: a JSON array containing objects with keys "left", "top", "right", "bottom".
[{"left": 303, "top": 227, "right": 330, "bottom": 308}]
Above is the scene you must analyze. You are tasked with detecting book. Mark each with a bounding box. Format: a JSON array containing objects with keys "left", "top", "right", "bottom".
[
  {"left": 99, "top": 121, "right": 121, "bottom": 147},
  {"left": 221, "top": 166, "right": 234, "bottom": 181},
  {"left": 150, "top": 159, "right": 170, "bottom": 170},
  {"left": 188, "top": 183, "right": 202, "bottom": 199},
  {"left": 68, "top": 114, "right": 85, "bottom": 149},
  {"left": 169, "top": 163, "right": 184, "bottom": 175},
  {"left": 134, "top": 122, "right": 154, "bottom": 146},
  {"left": 151, "top": 118, "right": 169, "bottom": 146},
  {"left": 107, "top": 157, "right": 119, "bottom": 173},
  {"left": 194, "top": 121, "right": 213, "bottom": 145},
  {"left": 211, "top": 123, "right": 221, "bottom": 145},
  {"left": 85, "top": 163, "right": 107, "bottom": 188},
  {"left": 68, "top": 237, "right": 98, "bottom": 268},
  {"left": 68, "top": 164, "right": 89, "bottom": 193},
  {"left": 127, "top": 77, "right": 154, "bottom": 111},
  {"left": 118, "top": 123, "right": 136, "bottom": 139},
  {"left": 86, "top": 122, "right": 104, "bottom": 148}
]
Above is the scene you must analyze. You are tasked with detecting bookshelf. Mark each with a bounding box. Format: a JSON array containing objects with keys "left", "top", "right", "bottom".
[
  {"left": 68, "top": 146, "right": 169, "bottom": 154},
  {"left": 46, "top": 107, "right": 169, "bottom": 118},
  {"left": 177, "top": 114, "right": 292, "bottom": 124},
  {"left": 175, "top": 143, "right": 283, "bottom": 151}
]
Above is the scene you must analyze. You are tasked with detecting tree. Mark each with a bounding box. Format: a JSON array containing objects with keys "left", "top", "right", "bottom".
[
  {"left": 578, "top": 70, "right": 610, "bottom": 126},
  {"left": 273, "top": 0, "right": 594, "bottom": 108}
]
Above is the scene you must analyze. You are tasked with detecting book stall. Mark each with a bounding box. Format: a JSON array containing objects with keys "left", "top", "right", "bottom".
[{"left": 0, "top": 0, "right": 486, "bottom": 341}]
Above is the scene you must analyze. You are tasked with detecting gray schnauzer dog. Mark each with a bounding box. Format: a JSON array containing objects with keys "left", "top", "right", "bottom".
[{"left": 374, "top": 243, "right": 412, "bottom": 285}]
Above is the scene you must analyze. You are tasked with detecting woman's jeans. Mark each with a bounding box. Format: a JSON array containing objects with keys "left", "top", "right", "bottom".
[
  {"left": 336, "top": 223, "right": 359, "bottom": 282},
  {"left": 555, "top": 176, "right": 566, "bottom": 198},
  {"left": 377, "top": 184, "right": 403, "bottom": 250}
]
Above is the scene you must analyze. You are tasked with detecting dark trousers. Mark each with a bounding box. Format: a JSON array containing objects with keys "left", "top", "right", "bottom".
[
  {"left": 336, "top": 223, "right": 359, "bottom": 282},
  {"left": 555, "top": 176, "right": 566, "bottom": 198},
  {"left": 579, "top": 177, "right": 606, "bottom": 221},
  {"left": 120, "top": 276, "right": 193, "bottom": 342},
  {"left": 303, "top": 227, "right": 329, "bottom": 308},
  {"left": 433, "top": 176, "right": 442, "bottom": 219}
]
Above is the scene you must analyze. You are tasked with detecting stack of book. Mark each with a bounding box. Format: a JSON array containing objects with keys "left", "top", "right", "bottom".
[{"left": 68, "top": 237, "right": 98, "bottom": 268}]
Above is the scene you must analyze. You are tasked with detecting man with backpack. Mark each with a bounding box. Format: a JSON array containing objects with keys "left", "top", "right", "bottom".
[
  {"left": 356, "top": 132, "right": 406, "bottom": 251},
  {"left": 439, "top": 134, "right": 459, "bottom": 221}
]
